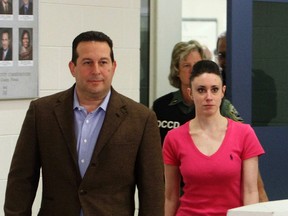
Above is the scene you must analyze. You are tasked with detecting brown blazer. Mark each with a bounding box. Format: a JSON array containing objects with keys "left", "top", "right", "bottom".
[{"left": 4, "top": 85, "right": 164, "bottom": 216}]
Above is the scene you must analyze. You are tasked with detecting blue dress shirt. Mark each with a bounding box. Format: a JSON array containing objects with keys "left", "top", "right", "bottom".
[
  {"left": 73, "top": 89, "right": 110, "bottom": 216},
  {"left": 73, "top": 89, "right": 110, "bottom": 177}
]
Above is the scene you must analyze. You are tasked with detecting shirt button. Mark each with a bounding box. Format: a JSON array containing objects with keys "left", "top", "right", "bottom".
[
  {"left": 81, "top": 159, "right": 85, "bottom": 163},
  {"left": 86, "top": 120, "right": 89, "bottom": 123},
  {"left": 84, "top": 139, "right": 87, "bottom": 143},
  {"left": 79, "top": 190, "right": 87, "bottom": 195}
]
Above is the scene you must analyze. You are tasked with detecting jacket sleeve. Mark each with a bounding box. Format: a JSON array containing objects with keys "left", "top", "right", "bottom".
[
  {"left": 4, "top": 101, "right": 41, "bottom": 216},
  {"left": 136, "top": 110, "right": 165, "bottom": 216}
]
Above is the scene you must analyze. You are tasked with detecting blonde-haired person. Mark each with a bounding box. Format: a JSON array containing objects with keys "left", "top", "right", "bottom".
[
  {"left": 202, "top": 44, "right": 212, "bottom": 60},
  {"left": 152, "top": 40, "right": 242, "bottom": 144},
  {"left": 163, "top": 60, "right": 265, "bottom": 215}
]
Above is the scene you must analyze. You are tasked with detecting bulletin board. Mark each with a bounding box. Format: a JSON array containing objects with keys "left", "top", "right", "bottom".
[{"left": 0, "top": 0, "right": 38, "bottom": 100}]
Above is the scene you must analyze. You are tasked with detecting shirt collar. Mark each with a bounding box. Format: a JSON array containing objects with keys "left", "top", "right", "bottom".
[
  {"left": 168, "top": 90, "right": 183, "bottom": 106},
  {"left": 168, "top": 90, "right": 195, "bottom": 114},
  {"left": 73, "top": 88, "right": 111, "bottom": 112}
]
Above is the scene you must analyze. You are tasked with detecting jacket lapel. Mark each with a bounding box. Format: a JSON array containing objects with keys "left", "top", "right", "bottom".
[
  {"left": 92, "top": 88, "right": 128, "bottom": 159},
  {"left": 53, "top": 86, "right": 79, "bottom": 168},
  {"left": 52, "top": 87, "right": 127, "bottom": 178}
]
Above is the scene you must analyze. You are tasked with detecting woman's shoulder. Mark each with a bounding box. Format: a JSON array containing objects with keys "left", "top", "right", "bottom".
[
  {"left": 152, "top": 91, "right": 177, "bottom": 111},
  {"left": 166, "top": 121, "right": 189, "bottom": 136},
  {"left": 228, "top": 118, "right": 253, "bottom": 132},
  {"left": 153, "top": 92, "right": 174, "bottom": 104}
]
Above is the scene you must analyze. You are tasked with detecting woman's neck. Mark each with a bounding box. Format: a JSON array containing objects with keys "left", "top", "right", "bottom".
[{"left": 192, "top": 114, "right": 227, "bottom": 132}]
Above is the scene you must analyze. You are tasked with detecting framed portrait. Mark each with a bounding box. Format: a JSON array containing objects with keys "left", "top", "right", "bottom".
[{"left": 0, "top": 0, "right": 38, "bottom": 99}]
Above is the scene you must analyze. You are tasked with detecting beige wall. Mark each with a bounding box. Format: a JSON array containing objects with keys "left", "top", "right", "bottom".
[{"left": 0, "top": 0, "right": 140, "bottom": 215}]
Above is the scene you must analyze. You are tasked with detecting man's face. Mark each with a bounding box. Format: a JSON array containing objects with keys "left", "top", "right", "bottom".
[
  {"left": 217, "top": 37, "right": 226, "bottom": 70},
  {"left": 69, "top": 41, "right": 117, "bottom": 101},
  {"left": 1, "top": 32, "right": 10, "bottom": 50},
  {"left": 23, "top": 0, "right": 29, "bottom": 5}
]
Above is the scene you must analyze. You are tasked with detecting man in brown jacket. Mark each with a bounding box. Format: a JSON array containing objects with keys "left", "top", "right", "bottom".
[{"left": 4, "top": 31, "right": 164, "bottom": 216}]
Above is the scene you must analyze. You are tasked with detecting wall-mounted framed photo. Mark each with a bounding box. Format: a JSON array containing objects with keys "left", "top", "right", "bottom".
[{"left": 0, "top": 0, "right": 38, "bottom": 100}]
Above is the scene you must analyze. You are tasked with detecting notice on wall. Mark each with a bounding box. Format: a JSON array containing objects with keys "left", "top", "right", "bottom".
[{"left": 0, "top": 0, "right": 38, "bottom": 100}]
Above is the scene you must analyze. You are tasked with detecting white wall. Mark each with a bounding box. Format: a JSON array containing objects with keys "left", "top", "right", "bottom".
[
  {"left": 182, "top": 0, "right": 227, "bottom": 37},
  {"left": 0, "top": 0, "right": 140, "bottom": 215},
  {"left": 149, "top": 0, "right": 182, "bottom": 105},
  {"left": 182, "top": 0, "right": 227, "bottom": 57}
]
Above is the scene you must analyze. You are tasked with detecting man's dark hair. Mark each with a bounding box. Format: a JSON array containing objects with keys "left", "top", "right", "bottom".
[
  {"left": 21, "top": 29, "right": 30, "bottom": 45},
  {"left": 71, "top": 31, "right": 114, "bottom": 64},
  {"left": 1, "top": 29, "right": 10, "bottom": 39}
]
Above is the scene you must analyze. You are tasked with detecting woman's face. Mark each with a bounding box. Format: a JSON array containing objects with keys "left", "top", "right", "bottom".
[
  {"left": 178, "top": 50, "right": 202, "bottom": 88},
  {"left": 22, "top": 32, "right": 29, "bottom": 48},
  {"left": 189, "top": 73, "right": 225, "bottom": 116}
]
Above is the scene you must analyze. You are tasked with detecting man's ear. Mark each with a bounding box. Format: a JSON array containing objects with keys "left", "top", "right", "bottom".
[
  {"left": 68, "top": 61, "right": 76, "bottom": 77},
  {"left": 112, "top": 60, "right": 117, "bottom": 72},
  {"left": 222, "top": 85, "right": 226, "bottom": 98}
]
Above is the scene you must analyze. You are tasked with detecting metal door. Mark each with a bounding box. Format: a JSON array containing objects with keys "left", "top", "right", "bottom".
[{"left": 227, "top": 0, "right": 288, "bottom": 200}]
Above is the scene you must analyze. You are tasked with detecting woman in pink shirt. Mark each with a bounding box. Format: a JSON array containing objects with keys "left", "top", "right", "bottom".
[{"left": 163, "top": 60, "right": 265, "bottom": 216}]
